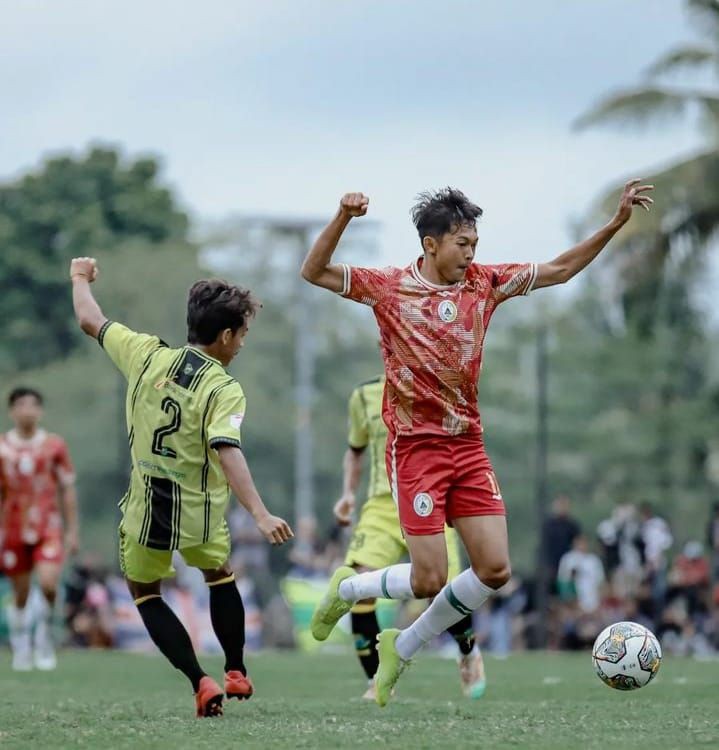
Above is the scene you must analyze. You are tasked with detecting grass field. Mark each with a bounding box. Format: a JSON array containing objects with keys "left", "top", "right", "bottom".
[{"left": 0, "top": 649, "right": 717, "bottom": 749}]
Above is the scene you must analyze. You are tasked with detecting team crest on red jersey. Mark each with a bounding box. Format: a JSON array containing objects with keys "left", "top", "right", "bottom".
[{"left": 437, "top": 300, "right": 458, "bottom": 322}]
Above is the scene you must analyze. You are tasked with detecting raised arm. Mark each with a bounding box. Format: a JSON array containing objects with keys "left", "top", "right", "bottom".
[
  {"left": 217, "top": 445, "right": 293, "bottom": 545},
  {"left": 70, "top": 257, "right": 107, "bottom": 339},
  {"left": 333, "top": 447, "right": 365, "bottom": 526},
  {"left": 300, "top": 192, "right": 369, "bottom": 292},
  {"left": 534, "top": 179, "right": 654, "bottom": 289}
]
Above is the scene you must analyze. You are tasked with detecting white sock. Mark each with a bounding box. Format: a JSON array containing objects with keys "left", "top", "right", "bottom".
[
  {"left": 339, "top": 563, "right": 414, "bottom": 603},
  {"left": 34, "top": 596, "right": 53, "bottom": 648},
  {"left": 395, "top": 569, "right": 494, "bottom": 660},
  {"left": 7, "top": 605, "right": 31, "bottom": 650}
]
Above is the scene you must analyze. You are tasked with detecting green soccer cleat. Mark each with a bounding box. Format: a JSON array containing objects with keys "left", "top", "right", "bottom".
[
  {"left": 310, "top": 565, "right": 356, "bottom": 641},
  {"left": 459, "top": 650, "right": 487, "bottom": 700},
  {"left": 375, "top": 628, "right": 411, "bottom": 707}
]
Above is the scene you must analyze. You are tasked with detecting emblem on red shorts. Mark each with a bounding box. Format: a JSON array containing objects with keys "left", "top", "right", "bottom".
[{"left": 413, "top": 492, "right": 433, "bottom": 517}]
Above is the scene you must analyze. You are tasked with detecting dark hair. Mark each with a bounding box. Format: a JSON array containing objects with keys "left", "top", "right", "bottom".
[
  {"left": 186, "top": 279, "right": 260, "bottom": 345},
  {"left": 411, "top": 187, "right": 483, "bottom": 241},
  {"left": 8, "top": 387, "right": 43, "bottom": 407}
]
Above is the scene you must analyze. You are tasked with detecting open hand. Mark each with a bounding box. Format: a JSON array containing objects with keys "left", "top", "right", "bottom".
[
  {"left": 339, "top": 192, "right": 369, "bottom": 218},
  {"left": 70, "top": 257, "right": 99, "bottom": 283},
  {"left": 64, "top": 528, "right": 80, "bottom": 556},
  {"left": 256, "top": 513, "right": 294, "bottom": 545},
  {"left": 613, "top": 178, "right": 654, "bottom": 226}
]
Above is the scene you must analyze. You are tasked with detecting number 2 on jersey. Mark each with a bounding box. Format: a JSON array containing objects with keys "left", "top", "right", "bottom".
[{"left": 152, "top": 396, "right": 182, "bottom": 458}]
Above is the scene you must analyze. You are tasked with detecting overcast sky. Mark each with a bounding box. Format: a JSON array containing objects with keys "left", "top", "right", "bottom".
[{"left": 0, "top": 0, "right": 705, "bottom": 268}]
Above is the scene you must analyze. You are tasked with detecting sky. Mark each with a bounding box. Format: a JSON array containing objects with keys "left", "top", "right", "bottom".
[{"left": 0, "top": 0, "right": 706, "bottom": 269}]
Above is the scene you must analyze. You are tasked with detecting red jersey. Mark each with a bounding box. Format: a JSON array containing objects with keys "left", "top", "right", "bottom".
[
  {"left": 0, "top": 429, "right": 74, "bottom": 545},
  {"left": 340, "top": 258, "right": 536, "bottom": 437}
]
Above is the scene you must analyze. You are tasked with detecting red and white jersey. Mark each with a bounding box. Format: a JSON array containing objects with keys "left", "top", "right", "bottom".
[
  {"left": 0, "top": 429, "right": 75, "bottom": 545},
  {"left": 340, "top": 258, "right": 537, "bottom": 437}
]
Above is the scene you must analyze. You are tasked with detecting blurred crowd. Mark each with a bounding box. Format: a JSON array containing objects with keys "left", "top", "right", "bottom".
[
  {"left": 533, "top": 496, "right": 719, "bottom": 657},
  {"left": 2, "top": 499, "right": 718, "bottom": 656}
]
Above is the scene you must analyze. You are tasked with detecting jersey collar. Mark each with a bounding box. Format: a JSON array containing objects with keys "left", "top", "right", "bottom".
[
  {"left": 7, "top": 428, "right": 47, "bottom": 447},
  {"left": 185, "top": 345, "right": 223, "bottom": 367},
  {"left": 411, "top": 258, "right": 461, "bottom": 291}
]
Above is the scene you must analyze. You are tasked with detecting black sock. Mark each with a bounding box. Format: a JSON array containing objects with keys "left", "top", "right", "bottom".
[
  {"left": 351, "top": 607, "right": 381, "bottom": 679},
  {"left": 209, "top": 579, "right": 246, "bottom": 675},
  {"left": 137, "top": 596, "right": 206, "bottom": 691},
  {"left": 447, "top": 614, "right": 475, "bottom": 656}
]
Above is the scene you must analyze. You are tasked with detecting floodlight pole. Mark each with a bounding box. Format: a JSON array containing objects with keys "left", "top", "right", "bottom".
[
  {"left": 535, "top": 323, "right": 550, "bottom": 648},
  {"left": 293, "top": 226, "right": 316, "bottom": 523},
  {"left": 207, "top": 215, "right": 378, "bottom": 527}
]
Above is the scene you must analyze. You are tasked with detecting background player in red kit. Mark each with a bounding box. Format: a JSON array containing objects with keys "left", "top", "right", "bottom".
[
  {"left": 0, "top": 387, "right": 80, "bottom": 671},
  {"left": 303, "top": 181, "right": 653, "bottom": 705}
]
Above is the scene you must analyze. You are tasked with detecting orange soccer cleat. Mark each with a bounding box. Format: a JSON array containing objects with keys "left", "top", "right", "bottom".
[
  {"left": 195, "top": 676, "right": 224, "bottom": 718},
  {"left": 225, "top": 670, "right": 254, "bottom": 701}
]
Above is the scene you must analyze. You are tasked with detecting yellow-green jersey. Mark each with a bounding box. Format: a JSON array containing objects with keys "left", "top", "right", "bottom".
[
  {"left": 348, "top": 375, "right": 391, "bottom": 499},
  {"left": 99, "top": 321, "right": 246, "bottom": 551}
]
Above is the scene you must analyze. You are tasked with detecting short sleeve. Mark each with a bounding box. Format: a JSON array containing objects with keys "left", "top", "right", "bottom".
[
  {"left": 98, "top": 321, "right": 165, "bottom": 380},
  {"left": 347, "top": 387, "right": 369, "bottom": 449},
  {"left": 54, "top": 439, "right": 76, "bottom": 487},
  {"left": 207, "top": 383, "right": 247, "bottom": 450},
  {"left": 339, "top": 265, "right": 394, "bottom": 307},
  {"left": 486, "top": 263, "right": 537, "bottom": 305}
]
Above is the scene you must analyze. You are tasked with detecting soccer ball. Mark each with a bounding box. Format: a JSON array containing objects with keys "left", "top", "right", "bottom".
[{"left": 591, "top": 621, "right": 662, "bottom": 690}]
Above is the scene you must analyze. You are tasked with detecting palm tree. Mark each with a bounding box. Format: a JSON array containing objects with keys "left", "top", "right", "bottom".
[{"left": 575, "top": 0, "right": 719, "bottom": 333}]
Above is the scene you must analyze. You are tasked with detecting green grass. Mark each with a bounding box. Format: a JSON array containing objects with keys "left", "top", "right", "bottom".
[{"left": 0, "top": 649, "right": 717, "bottom": 749}]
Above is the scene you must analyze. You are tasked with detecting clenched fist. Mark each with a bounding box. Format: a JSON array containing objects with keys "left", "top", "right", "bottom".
[
  {"left": 339, "top": 192, "right": 369, "bottom": 218},
  {"left": 333, "top": 494, "right": 356, "bottom": 527},
  {"left": 70, "top": 257, "right": 99, "bottom": 283}
]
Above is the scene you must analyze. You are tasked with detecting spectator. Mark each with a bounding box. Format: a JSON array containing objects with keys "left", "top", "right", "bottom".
[
  {"left": 288, "top": 516, "right": 325, "bottom": 579},
  {"left": 557, "top": 534, "right": 605, "bottom": 614},
  {"left": 638, "top": 501, "right": 673, "bottom": 622},
  {"left": 667, "top": 541, "right": 710, "bottom": 617},
  {"left": 707, "top": 502, "right": 719, "bottom": 583},
  {"left": 597, "top": 502, "right": 642, "bottom": 598},
  {"left": 64, "top": 557, "right": 113, "bottom": 648},
  {"left": 541, "top": 495, "right": 581, "bottom": 588}
]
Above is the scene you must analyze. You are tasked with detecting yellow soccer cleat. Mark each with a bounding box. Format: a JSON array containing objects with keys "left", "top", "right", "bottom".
[
  {"left": 310, "top": 566, "right": 356, "bottom": 641},
  {"left": 375, "top": 628, "right": 410, "bottom": 707}
]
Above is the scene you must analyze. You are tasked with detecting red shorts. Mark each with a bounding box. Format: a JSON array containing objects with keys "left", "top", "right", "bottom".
[
  {"left": 0, "top": 532, "right": 64, "bottom": 576},
  {"left": 386, "top": 433, "right": 505, "bottom": 535}
]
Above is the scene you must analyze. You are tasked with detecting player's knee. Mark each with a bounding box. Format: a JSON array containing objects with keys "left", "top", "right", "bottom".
[
  {"left": 202, "top": 562, "right": 233, "bottom": 584},
  {"left": 411, "top": 570, "right": 447, "bottom": 598},
  {"left": 39, "top": 584, "right": 57, "bottom": 602},
  {"left": 476, "top": 562, "right": 511, "bottom": 590},
  {"left": 14, "top": 591, "right": 30, "bottom": 609}
]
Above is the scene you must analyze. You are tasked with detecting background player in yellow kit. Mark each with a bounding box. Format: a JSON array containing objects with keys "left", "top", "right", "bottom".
[
  {"left": 334, "top": 373, "right": 486, "bottom": 700},
  {"left": 70, "top": 256, "right": 293, "bottom": 717}
]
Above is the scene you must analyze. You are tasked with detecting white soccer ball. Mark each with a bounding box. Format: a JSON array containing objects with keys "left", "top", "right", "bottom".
[{"left": 591, "top": 621, "right": 662, "bottom": 690}]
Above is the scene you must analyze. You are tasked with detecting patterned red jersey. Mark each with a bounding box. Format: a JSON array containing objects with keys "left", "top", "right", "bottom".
[
  {"left": 340, "top": 258, "right": 537, "bottom": 437},
  {"left": 0, "top": 429, "right": 75, "bottom": 545}
]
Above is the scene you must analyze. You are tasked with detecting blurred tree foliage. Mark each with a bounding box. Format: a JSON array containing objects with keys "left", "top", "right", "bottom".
[
  {"left": 567, "top": 0, "right": 719, "bottom": 545},
  {"left": 574, "top": 0, "right": 719, "bottom": 333},
  {"left": 0, "top": 147, "right": 188, "bottom": 373}
]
